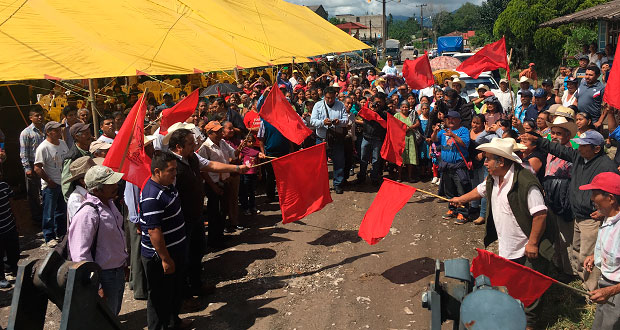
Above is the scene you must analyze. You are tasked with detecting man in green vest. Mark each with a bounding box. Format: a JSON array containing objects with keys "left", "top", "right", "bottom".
[{"left": 450, "top": 138, "right": 554, "bottom": 330}]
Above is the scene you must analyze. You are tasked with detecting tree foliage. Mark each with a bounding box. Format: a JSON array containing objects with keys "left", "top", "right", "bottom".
[
  {"left": 387, "top": 17, "right": 421, "bottom": 45},
  {"left": 328, "top": 17, "right": 346, "bottom": 25}
]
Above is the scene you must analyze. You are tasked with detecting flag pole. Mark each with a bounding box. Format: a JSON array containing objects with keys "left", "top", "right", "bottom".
[
  {"left": 551, "top": 280, "right": 614, "bottom": 306},
  {"left": 249, "top": 157, "right": 280, "bottom": 168},
  {"left": 507, "top": 47, "right": 514, "bottom": 113},
  {"left": 118, "top": 88, "right": 148, "bottom": 171}
]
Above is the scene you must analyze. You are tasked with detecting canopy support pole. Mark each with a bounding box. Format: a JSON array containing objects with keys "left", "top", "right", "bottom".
[
  {"left": 6, "top": 85, "right": 28, "bottom": 125},
  {"left": 88, "top": 79, "right": 100, "bottom": 138}
]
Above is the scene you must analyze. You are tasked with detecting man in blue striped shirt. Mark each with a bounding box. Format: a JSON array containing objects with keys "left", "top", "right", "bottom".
[{"left": 140, "top": 151, "right": 190, "bottom": 330}]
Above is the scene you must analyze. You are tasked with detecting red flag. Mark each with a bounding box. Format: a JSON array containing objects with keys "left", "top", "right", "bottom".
[
  {"left": 359, "top": 104, "right": 387, "bottom": 129},
  {"left": 271, "top": 143, "right": 332, "bottom": 223},
  {"left": 358, "top": 179, "right": 416, "bottom": 245},
  {"left": 456, "top": 37, "right": 509, "bottom": 79},
  {"left": 380, "top": 114, "right": 408, "bottom": 166},
  {"left": 160, "top": 89, "right": 200, "bottom": 135},
  {"left": 402, "top": 52, "right": 435, "bottom": 90},
  {"left": 471, "top": 248, "right": 556, "bottom": 306},
  {"left": 604, "top": 44, "right": 620, "bottom": 109},
  {"left": 259, "top": 83, "right": 312, "bottom": 145},
  {"left": 103, "top": 95, "right": 151, "bottom": 188}
]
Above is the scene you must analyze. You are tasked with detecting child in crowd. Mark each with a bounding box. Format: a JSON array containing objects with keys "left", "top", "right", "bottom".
[
  {"left": 239, "top": 135, "right": 264, "bottom": 216},
  {"left": 418, "top": 102, "right": 431, "bottom": 177}
]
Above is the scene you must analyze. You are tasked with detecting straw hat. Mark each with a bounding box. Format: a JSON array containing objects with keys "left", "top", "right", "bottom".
[
  {"left": 63, "top": 156, "right": 97, "bottom": 184},
  {"left": 89, "top": 140, "right": 112, "bottom": 154},
  {"left": 554, "top": 106, "right": 576, "bottom": 121},
  {"left": 476, "top": 138, "right": 523, "bottom": 164},
  {"left": 477, "top": 84, "right": 490, "bottom": 91},
  {"left": 546, "top": 104, "right": 561, "bottom": 116},
  {"left": 502, "top": 138, "right": 527, "bottom": 151},
  {"left": 162, "top": 122, "right": 196, "bottom": 145},
  {"left": 449, "top": 78, "right": 466, "bottom": 89},
  {"left": 548, "top": 116, "right": 578, "bottom": 137},
  {"left": 518, "top": 76, "right": 533, "bottom": 85}
]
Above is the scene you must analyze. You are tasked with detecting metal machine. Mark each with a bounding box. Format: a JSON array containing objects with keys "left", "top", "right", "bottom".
[
  {"left": 8, "top": 250, "right": 122, "bottom": 330},
  {"left": 422, "top": 258, "right": 527, "bottom": 330}
]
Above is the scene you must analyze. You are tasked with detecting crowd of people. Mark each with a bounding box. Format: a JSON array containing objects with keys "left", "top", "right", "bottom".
[{"left": 0, "top": 42, "right": 618, "bottom": 329}]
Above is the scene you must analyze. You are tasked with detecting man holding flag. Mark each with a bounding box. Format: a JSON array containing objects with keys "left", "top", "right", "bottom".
[{"left": 450, "top": 138, "right": 553, "bottom": 329}]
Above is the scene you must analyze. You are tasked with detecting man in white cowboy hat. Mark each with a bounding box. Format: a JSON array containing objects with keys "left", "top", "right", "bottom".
[
  {"left": 64, "top": 156, "right": 97, "bottom": 222},
  {"left": 450, "top": 137, "right": 552, "bottom": 330},
  {"left": 542, "top": 114, "right": 578, "bottom": 276},
  {"left": 68, "top": 165, "right": 128, "bottom": 316},
  {"left": 516, "top": 76, "right": 535, "bottom": 109},
  {"left": 496, "top": 78, "right": 515, "bottom": 113},
  {"left": 523, "top": 129, "right": 618, "bottom": 291},
  {"left": 448, "top": 77, "right": 469, "bottom": 101}
]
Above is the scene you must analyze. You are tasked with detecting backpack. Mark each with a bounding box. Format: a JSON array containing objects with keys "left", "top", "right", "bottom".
[{"left": 55, "top": 202, "right": 100, "bottom": 261}]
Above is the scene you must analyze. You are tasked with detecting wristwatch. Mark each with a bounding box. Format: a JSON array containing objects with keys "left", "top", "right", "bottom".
[{"left": 236, "top": 165, "right": 240, "bottom": 173}]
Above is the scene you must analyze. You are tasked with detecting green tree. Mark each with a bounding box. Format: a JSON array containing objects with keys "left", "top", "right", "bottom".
[
  {"left": 468, "top": 30, "right": 494, "bottom": 48},
  {"left": 451, "top": 2, "right": 481, "bottom": 31},
  {"left": 388, "top": 17, "right": 421, "bottom": 44},
  {"left": 329, "top": 17, "right": 346, "bottom": 25},
  {"left": 477, "top": 0, "right": 510, "bottom": 35},
  {"left": 432, "top": 11, "right": 456, "bottom": 36}
]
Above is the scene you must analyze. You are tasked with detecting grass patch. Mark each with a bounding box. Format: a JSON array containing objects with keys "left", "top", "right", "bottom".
[{"left": 537, "top": 279, "right": 596, "bottom": 329}]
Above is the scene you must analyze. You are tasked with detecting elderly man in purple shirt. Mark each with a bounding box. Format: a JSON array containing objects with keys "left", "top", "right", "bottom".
[{"left": 68, "top": 165, "right": 128, "bottom": 316}]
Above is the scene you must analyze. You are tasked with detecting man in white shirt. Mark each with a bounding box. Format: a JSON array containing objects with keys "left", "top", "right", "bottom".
[
  {"left": 381, "top": 56, "right": 399, "bottom": 76},
  {"left": 97, "top": 115, "right": 116, "bottom": 144},
  {"left": 450, "top": 138, "right": 552, "bottom": 330},
  {"left": 34, "top": 121, "right": 69, "bottom": 247},
  {"left": 496, "top": 78, "right": 515, "bottom": 113}
]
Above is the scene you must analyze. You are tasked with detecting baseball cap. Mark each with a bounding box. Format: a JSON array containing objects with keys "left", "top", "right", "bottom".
[
  {"left": 84, "top": 165, "right": 124, "bottom": 190},
  {"left": 542, "top": 79, "right": 553, "bottom": 86},
  {"left": 44, "top": 121, "right": 62, "bottom": 133},
  {"left": 204, "top": 121, "right": 223, "bottom": 132},
  {"left": 529, "top": 62, "right": 535, "bottom": 66},
  {"left": 579, "top": 55, "right": 589, "bottom": 61},
  {"left": 69, "top": 122, "right": 91, "bottom": 137},
  {"left": 519, "top": 90, "right": 533, "bottom": 98},
  {"left": 579, "top": 172, "right": 620, "bottom": 195},
  {"left": 534, "top": 88, "right": 547, "bottom": 98},
  {"left": 566, "top": 77, "right": 578, "bottom": 85},
  {"left": 483, "top": 91, "right": 495, "bottom": 97},
  {"left": 572, "top": 130, "right": 605, "bottom": 146},
  {"left": 446, "top": 111, "right": 461, "bottom": 118},
  {"left": 63, "top": 156, "right": 97, "bottom": 184},
  {"left": 89, "top": 140, "right": 112, "bottom": 154}
]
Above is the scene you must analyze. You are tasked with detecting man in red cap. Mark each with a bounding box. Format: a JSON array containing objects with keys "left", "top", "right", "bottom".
[
  {"left": 520, "top": 63, "right": 538, "bottom": 88},
  {"left": 580, "top": 172, "right": 620, "bottom": 329}
]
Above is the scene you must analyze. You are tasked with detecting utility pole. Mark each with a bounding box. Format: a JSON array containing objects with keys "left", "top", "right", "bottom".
[
  {"left": 382, "top": 0, "right": 386, "bottom": 55},
  {"left": 416, "top": 3, "right": 427, "bottom": 50}
]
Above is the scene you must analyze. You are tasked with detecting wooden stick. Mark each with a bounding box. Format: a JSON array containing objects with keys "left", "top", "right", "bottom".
[
  {"left": 249, "top": 157, "right": 278, "bottom": 168},
  {"left": 262, "top": 155, "right": 278, "bottom": 159},
  {"left": 415, "top": 188, "right": 452, "bottom": 202}
]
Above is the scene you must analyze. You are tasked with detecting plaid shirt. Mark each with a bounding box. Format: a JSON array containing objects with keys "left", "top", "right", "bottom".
[
  {"left": 544, "top": 142, "right": 572, "bottom": 178},
  {"left": 19, "top": 123, "right": 45, "bottom": 172},
  {"left": 595, "top": 212, "right": 620, "bottom": 282}
]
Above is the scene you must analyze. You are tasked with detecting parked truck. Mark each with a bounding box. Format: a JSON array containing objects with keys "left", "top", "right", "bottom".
[
  {"left": 437, "top": 36, "right": 463, "bottom": 56},
  {"left": 384, "top": 39, "right": 401, "bottom": 64}
]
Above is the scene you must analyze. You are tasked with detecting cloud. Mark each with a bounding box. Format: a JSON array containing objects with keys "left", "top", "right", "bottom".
[{"left": 286, "top": 0, "right": 483, "bottom": 16}]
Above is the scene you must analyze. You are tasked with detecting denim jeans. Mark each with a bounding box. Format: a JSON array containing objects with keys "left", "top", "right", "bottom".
[
  {"left": 317, "top": 137, "right": 346, "bottom": 187},
  {"left": 358, "top": 137, "right": 384, "bottom": 182},
  {"left": 41, "top": 185, "right": 66, "bottom": 242},
  {"left": 239, "top": 174, "right": 257, "bottom": 211},
  {"left": 470, "top": 166, "right": 488, "bottom": 218},
  {"left": 99, "top": 267, "right": 126, "bottom": 316}
]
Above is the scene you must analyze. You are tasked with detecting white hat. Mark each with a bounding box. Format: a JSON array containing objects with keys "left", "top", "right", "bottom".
[
  {"left": 476, "top": 138, "right": 522, "bottom": 164},
  {"left": 449, "top": 78, "right": 466, "bottom": 89},
  {"left": 548, "top": 116, "right": 578, "bottom": 137},
  {"left": 502, "top": 138, "right": 527, "bottom": 151},
  {"left": 162, "top": 122, "right": 196, "bottom": 145},
  {"left": 477, "top": 84, "right": 490, "bottom": 91},
  {"left": 554, "top": 106, "right": 576, "bottom": 121},
  {"left": 84, "top": 165, "right": 124, "bottom": 190},
  {"left": 518, "top": 76, "right": 533, "bottom": 85}
]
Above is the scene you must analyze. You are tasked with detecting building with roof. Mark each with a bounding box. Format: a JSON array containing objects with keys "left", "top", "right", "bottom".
[
  {"left": 335, "top": 14, "right": 383, "bottom": 42},
  {"left": 306, "top": 5, "right": 328, "bottom": 20}
]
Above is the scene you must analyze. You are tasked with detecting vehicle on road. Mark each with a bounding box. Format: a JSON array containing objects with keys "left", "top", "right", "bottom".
[
  {"left": 456, "top": 71, "right": 500, "bottom": 102},
  {"left": 453, "top": 52, "right": 475, "bottom": 63},
  {"left": 384, "top": 39, "right": 401, "bottom": 64},
  {"left": 437, "top": 36, "right": 464, "bottom": 56},
  {"left": 403, "top": 44, "right": 415, "bottom": 50}
]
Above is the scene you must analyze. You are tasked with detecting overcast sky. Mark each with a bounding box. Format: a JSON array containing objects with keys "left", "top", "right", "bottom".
[{"left": 286, "top": 0, "right": 483, "bottom": 17}]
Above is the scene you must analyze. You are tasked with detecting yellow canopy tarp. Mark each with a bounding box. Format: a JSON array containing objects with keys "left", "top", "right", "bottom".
[{"left": 0, "top": 0, "right": 369, "bottom": 81}]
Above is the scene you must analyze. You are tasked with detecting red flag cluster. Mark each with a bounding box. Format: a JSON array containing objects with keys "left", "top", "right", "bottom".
[
  {"left": 456, "top": 37, "right": 509, "bottom": 79},
  {"left": 380, "top": 115, "right": 407, "bottom": 166},
  {"left": 259, "top": 83, "right": 312, "bottom": 145},
  {"left": 402, "top": 52, "right": 435, "bottom": 90},
  {"left": 470, "top": 248, "right": 556, "bottom": 306},
  {"left": 272, "top": 143, "right": 332, "bottom": 223},
  {"left": 358, "top": 179, "right": 416, "bottom": 245},
  {"left": 358, "top": 104, "right": 387, "bottom": 128},
  {"left": 160, "top": 89, "right": 200, "bottom": 135}
]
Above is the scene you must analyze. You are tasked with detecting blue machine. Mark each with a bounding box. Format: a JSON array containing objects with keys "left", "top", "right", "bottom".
[
  {"left": 421, "top": 258, "right": 527, "bottom": 330},
  {"left": 437, "top": 36, "right": 464, "bottom": 55}
]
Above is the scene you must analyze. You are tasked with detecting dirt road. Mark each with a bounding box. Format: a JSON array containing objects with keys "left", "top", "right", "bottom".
[{"left": 0, "top": 178, "right": 485, "bottom": 330}]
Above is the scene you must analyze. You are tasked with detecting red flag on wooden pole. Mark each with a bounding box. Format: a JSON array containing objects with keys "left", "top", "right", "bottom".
[
  {"left": 470, "top": 248, "right": 555, "bottom": 307},
  {"left": 456, "top": 37, "right": 509, "bottom": 79},
  {"left": 271, "top": 143, "right": 332, "bottom": 223},
  {"left": 160, "top": 89, "right": 200, "bottom": 135},
  {"left": 103, "top": 95, "right": 151, "bottom": 188},
  {"left": 358, "top": 179, "right": 416, "bottom": 245},
  {"left": 603, "top": 44, "right": 620, "bottom": 109},
  {"left": 359, "top": 104, "right": 387, "bottom": 129},
  {"left": 402, "top": 52, "right": 435, "bottom": 90},
  {"left": 380, "top": 114, "right": 408, "bottom": 166},
  {"left": 259, "top": 84, "right": 312, "bottom": 145}
]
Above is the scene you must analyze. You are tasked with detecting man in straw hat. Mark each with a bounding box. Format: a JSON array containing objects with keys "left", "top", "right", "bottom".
[
  {"left": 448, "top": 77, "right": 469, "bottom": 101},
  {"left": 496, "top": 78, "right": 515, "bottom": 114},
  {"left": 64, "top": 156, "right": 97, "bottom": 222},
  {"left": 580, "top": 172, "right": 620, "bottom": 329},
  {"left": 523, "top": 129, "right": 618, "bottom": 291},
  {"left": 68, "top": 165, "right": 128, "bottom": 316},
  {"left": 450, "top": 137, "right": 553, "bottom": 330}
]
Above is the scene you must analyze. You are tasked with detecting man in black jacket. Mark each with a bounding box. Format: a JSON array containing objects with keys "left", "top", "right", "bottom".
[
  {"left": 523, "top": 130, "right": 618, "bottom": 291},
  {"left": 428, "top": 89, "right": 474, "bottom": 134},
  {"left": 356, "top": 93, "right": 387, "bottom": 186}
]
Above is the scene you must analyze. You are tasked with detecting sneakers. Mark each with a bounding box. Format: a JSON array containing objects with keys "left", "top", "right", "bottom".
[
  {"left": 431, "top": 177, "right": 439, "bottom": 184},
  {"left": 435, "top": 179, "right": 441, "bottom": 186},
  {"left": 45, "top": 239, "right": 58, "bottom": 248},
  {"left": 251, "top": 208, "right": 261, "bottom": 215},
  {"left": 0, "top": 279, "right": 10, "bottom": 288},
  {"left": 454, "top": 214, "right": 469, "bottom": 225},
  {"left": 334, "top": 186, "right": 344, "bottom": 194},
  {"left": 442, "top": 210, "right": 456, "bottom": 219},
  {"left": 473, "top": 217, "right": 486, "bottom": 225}
]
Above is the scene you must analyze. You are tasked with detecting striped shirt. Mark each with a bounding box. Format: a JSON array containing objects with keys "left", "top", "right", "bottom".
[
  {"left": 594, "top": 212, "right": 620, "bottom": 282},
  {"left": 0, "top": 182, "right": 16, "bottom": 235},
  {"left": 139, "top": 178, "right": 186, "bottom": 258},
  {"left": 19, "top": 123, "right": 45, "bottom": 172}
]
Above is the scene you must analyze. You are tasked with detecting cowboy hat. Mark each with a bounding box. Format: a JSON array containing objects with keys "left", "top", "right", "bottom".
[
  {"left": 477, "top": 84, "right": 490, "bottom": 91},
  {"left": 518, "top": 76, "right": 533, "bottom": 85},
  {"left": 545, "top": 104, "right": 561, "bottom": 116},
  {"left": 476, "top": 138, "right": 523, "bottom": 164},
  {"left": 162, "top": 122, "right": 196, "bottom": 145},
  {"left": 554, "top": 106, "right": 576, "bottom": 121},
  {"left": 502, "top": 137, "right": 527, "bottom": 151},
  {"left": 449, "top": 78, "right": 466, "bottom": 89},
  {"left": 548, "top": 116, "right": 578, "bottom": 137},
  {"left": 63, "top": 156, "right": 97, "bottom": 184}
]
